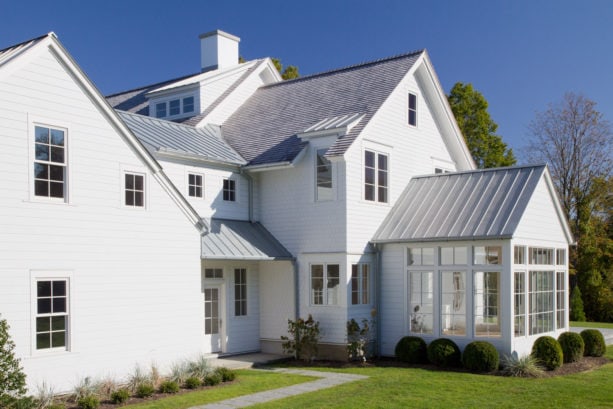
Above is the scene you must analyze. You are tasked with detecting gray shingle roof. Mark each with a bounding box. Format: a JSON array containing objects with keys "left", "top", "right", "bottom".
[
  {"left": 372, "top": 165, "right": 548, "bottom": 243},
  {"left": 118, "top": 111, "right": 246, "bottom": 165},
  {"left": 221, "top": 51, "right": 424, "bottom": 166},
  {"left": 202, "top": 218, "right": 293, "bottom": 260}
]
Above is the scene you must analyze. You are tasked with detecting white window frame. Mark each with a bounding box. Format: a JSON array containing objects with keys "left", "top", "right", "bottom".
[
  {"left": 407, "top": 247, "right": 435, "bottom": 266},
  {"left": 30, "top": 270, "right": 72, "bottom": 355},
  {"left": 123, "top": 171, "right": 147, "bottom": 208},
  {"left": 364, "top": 149, "right": 389, "bottom": 203},
  {"left": 440, "top": 246, "right": 467, "bottom": 265},
  {"left": 556, "top": 271, "right": 566, "bottom": 330},
  {"left": 408, "top": 92, "right": 418, "bottom": 127},
  {"left": 440, "top": 270, "right": 467, "bottom": 337},
  {"left": 310, "top": 263, "right": 340, "bottom": 306},
  {"left": 408, "top": 270, "right": 434, "bottom": 335},
  {"left": 351, "top": 264, "right": 370, "bottom": 305},
  {"left": 474, "top": 271, "right": 501, "bottom": 337},
  {"left": 30, "top": 120, "right": 70, "bottom": 203},
  {"left": 528, "top": 270, "right": 555, "bottom": 335},
  {"left": 223, "top": 178, "right": 236, "bottom": 202},
  {"left": 315, "top": 148, "right": 333, "bottom": 201},
  {"left": 188, "top": 172, "right": 204, "bottom": 198},
  {"left": 234, "top": 268, "right": 247, "bottom": 316},
  {"left": 204, "top": 268, "right": 223, "bottom": 279},
  {"left": 514, "top": 271, "right": 526, "bottom": 337},
  {"left": 151, "top": 93, "right": 198, "bottom": 119}
]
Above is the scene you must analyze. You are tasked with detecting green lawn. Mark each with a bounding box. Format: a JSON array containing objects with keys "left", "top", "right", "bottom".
[
  {"left": 252, "top": 346, "right": 613, "bottom": 409},
  {"left": 570, "top": 321, "right": 613, "bottom": 329},
  {"left": 122, "top": 370, "right": 316, "bottom": 409},
  {"left": 122, "top": 347, "right": 613, "bottom": 409}
]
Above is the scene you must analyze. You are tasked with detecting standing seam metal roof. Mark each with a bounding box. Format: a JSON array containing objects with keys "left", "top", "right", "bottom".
[
  {"left": 221, "top": 51, "right": 424, "bottom": 166},
  {"left": 201, "top": 218, "right": 293, "bottom": 260},
  {"left": 118, "top": 111, "right": 246, "bottom": 165},
  {"left": 372, "top": 165, "right": 547, "bottom": 243}
]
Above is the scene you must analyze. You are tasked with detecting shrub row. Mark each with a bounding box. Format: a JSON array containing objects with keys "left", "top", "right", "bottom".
[{"left": 394, "top": 329, "right": 606, "bottom": 375}]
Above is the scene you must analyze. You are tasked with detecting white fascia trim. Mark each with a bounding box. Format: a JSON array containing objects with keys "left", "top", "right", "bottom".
[
  {"left": 261, "top": 57, "right": 283, "bottom": 82},
  {"left": 46, "top": 36, "right": 205, "bottom": 233},
  {"left": 242, "top": 161, "right": 293, "bottom": 172}
]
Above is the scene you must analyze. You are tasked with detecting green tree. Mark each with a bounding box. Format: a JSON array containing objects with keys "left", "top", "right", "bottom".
[
  {"left": 0, "top": 315, "right": 28, "bottom": 407},
  {"left": 569, "top": 285, "right": 586, "bottom": 321},
  {"left": 271, "top": 58, "right": 300, "bottom": 80},
  {"left": 447, "top": 82, "right": 516, "bottom": 168}
]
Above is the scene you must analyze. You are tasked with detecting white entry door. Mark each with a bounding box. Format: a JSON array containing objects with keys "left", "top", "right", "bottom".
[{"left": 204, "top": 286, "right": 223, "bottom": 353}]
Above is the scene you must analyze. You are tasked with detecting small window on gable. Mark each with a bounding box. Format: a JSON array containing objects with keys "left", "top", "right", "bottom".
[
  {"left": 169, "top": 99, "right": 180, "bottom": 116},
  {"left": 188, "top": 173, "right": 203, "bottom": 198},
  {"left": 124, "top": 172, "right": 145, "bottom": 207},
  {"left": 408, "top": 92, "right": 417, "bottom": 126},
  {"left": 34, "top": 125, "right": 67, "bottom": 200},
  {"left": 155, "top": 103, "right": 166, "bottom": 118},
  {"left": 223, "top": 179, "right": 236, "bottom": 202},
  {"left": 183, "top": 96, "right": 195, "bottom": 113}
]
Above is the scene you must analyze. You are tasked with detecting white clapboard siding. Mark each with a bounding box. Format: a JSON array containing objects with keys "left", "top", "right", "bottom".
[
  {"left": 0, "top": 46, "right": 202, "bottom": 392},
  {"left": 378, "top": 243, "right": 407, "bottom": 356},
  {"left": 258, "top": 260, "right": 295, "bottom": 340}
]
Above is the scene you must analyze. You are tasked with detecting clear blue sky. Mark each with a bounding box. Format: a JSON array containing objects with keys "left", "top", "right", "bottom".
[{"left": 2, "top": 0, "right": 612, "bottom": 160}]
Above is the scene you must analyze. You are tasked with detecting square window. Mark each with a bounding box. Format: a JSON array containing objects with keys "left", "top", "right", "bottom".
[
  {"left": 155, "top": 103, "right": 166, "bottom": 118},
  {"left": 183, "top": 96, "right": 195, "bottom": 113},
  {"left": 169, "top": 99, "right": 180, "bottom": 116}
]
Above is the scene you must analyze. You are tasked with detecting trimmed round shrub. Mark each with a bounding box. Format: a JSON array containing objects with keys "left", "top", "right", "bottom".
[
  {"left": 135, "top": 383, "right": 155, "bottom": 398},
  {"left": 531, "top": 336, "right": 563, "bottom": 370},
  {"left": 159, "top": 380, "right": 179, "bottom": 394},
  {"left": 558, "top": 332, "right": 584, "bottom": 363},
  {"left": 204, "top": 373, "right": 222, "bottom": 386},
  {"left": 580, "top": 329, "right": 606, "bottom": 357},
  {"left": 395, "top": 336, "right": 428, "bottom": 364},
  {"left": 76, "top": 395, "right": 100, "bottom": 409},
  {"left": 215, "top": 367, "right": 237, "bottom": 382},
  {"left": 462, "top": 341, "right": 499, "bottom": 372},
  {"left": 184, "top": 376, "right": 202, "bottom": 389},
  {"left": 110, "top": 388, "right": 130, "bottom": 404},
  {"left": 427, "top": 338, "right": 461, "bottom": 367}
]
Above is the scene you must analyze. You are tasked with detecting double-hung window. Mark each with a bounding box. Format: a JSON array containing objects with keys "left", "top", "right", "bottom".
[
  {"left": 310, "top": 264, "right": 340, "bottom": 305},
  {"left": 234, "top": 268, "right": 247, "bottom": 316},
  {"left": 351, "top": 264, "right": 370, "bottom": 305},
  {"left": 34, "top": 126, "right": 67, "bottom": 200},
  {"left": 36, "top": 279, "right": 69, "bottom": 351},
  {"left": 364, "top": 150, "right": 388, "bottom": 203}
]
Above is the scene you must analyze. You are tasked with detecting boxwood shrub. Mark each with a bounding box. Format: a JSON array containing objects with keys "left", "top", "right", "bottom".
[
  {"left": 557, "top": 332, "right": 584, "bottom": 363},
  {"left": 580, "top": 329, "right": 606, "bottom": 357},
  {"left": 394, "top": 336, "right": 428, "bottom": 363},
  {"left": 76, "top": 395, "right": 99, "bottom": 409},
  {"left": 462, "top": 341, "right": 499, "bottom": 372},
  {"left": 135, "top": 383, "right": 155, "bottom": 398},
  {"left": 215, "top": 367, "right": 237, "bottom": 382},
  {"left": 531, "top": 336, "right": 563, "bottom": 370},
  {"left": 184, "top": 376, "right": 202, "bottom": 389},
  {"left": 159, "top": 380, "right": 179, "bottom": 394},
  {"left": 110, "top": 388, "right": 130, "bottom": 404},
  {"left": 427, "top": 338, "right": 461, "bottom": 367}
]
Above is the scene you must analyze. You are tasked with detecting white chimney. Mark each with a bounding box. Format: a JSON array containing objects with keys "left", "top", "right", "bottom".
[{"left": 199, "top": 30, "right": 240, "bottom": 72}]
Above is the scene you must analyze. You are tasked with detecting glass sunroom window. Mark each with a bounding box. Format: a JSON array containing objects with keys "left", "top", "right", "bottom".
[
  {"left": 409, "top": 271, "right": 433, "bottom": 334},
  {"left": 441, "top": 271, "right": 466, "bottom": 336},
  {"left": 514, "top": 272, "right": 526, "bottom": 336},
  {"left": 528, "top": 270, "right": 554, "bottom": 335},
  {"left": 474, "top": 272, "right": 500, "bottom": 337}
]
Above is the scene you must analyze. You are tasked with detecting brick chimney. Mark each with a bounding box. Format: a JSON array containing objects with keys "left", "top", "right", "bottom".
[{"left": 199, "top": 30, "right": 240, "bottom": 72}]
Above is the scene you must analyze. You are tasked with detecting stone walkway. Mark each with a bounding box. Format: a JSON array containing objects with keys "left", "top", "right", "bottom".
[{"left": 188, "top": 368, "right": 368, "bottom": 409}]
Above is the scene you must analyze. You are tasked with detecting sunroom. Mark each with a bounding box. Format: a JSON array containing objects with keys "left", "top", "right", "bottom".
[{"left": 373, "top": 165, "right": 573, "bottom": 357}]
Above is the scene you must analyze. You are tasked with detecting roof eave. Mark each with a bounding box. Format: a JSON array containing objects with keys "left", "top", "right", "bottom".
[
  {"left": 156, "top": 148, "right": 245, "bottom": 168},
  {"left": 372, "top": 234, "right": 514, "bottom": 245}
]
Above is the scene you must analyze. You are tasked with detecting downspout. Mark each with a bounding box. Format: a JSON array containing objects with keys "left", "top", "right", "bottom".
[
  {"left": 374, "top": 243, "right": 382, "bottom": 357},
  {"left": 292, "top": 258, "right": 300, "bottom": 320},
  {"left": 239, "top": 168, "right": 254, "bottom": 223}
]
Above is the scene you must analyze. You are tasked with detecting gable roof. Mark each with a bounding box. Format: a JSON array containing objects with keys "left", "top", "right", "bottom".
[
  {"left": 373, "top": 164, "right": 573, "bottom": 243},
  {"left": 0, "top": 33, "right": 206, "bottom": 233},
  {"left": 118, "top": 111, "right": 246, "bottom": 165},
  {"left": 221, "top": 51, "right": 424, "bottom": 166},
  {"left": 201, "top": 218, "right": 293, "bottom": 260}
]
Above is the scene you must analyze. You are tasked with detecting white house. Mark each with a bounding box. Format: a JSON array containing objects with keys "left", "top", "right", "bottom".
[{"left": 0, "top": 30, "right": 573, "bottom": 391}]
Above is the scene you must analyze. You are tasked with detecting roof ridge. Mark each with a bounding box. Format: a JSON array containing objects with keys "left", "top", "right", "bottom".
[
  {"left": 0, "top": 32, "right": 50, "bottom": 54},
  {"left": 261, "top": 49, "right": 425, "bottom": 88},
  {"left": 105, "top": 72, "right": 200, "bottom": 98},
  {"left": 412, "top": 163, "right": 547, "bottom": 179}
]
